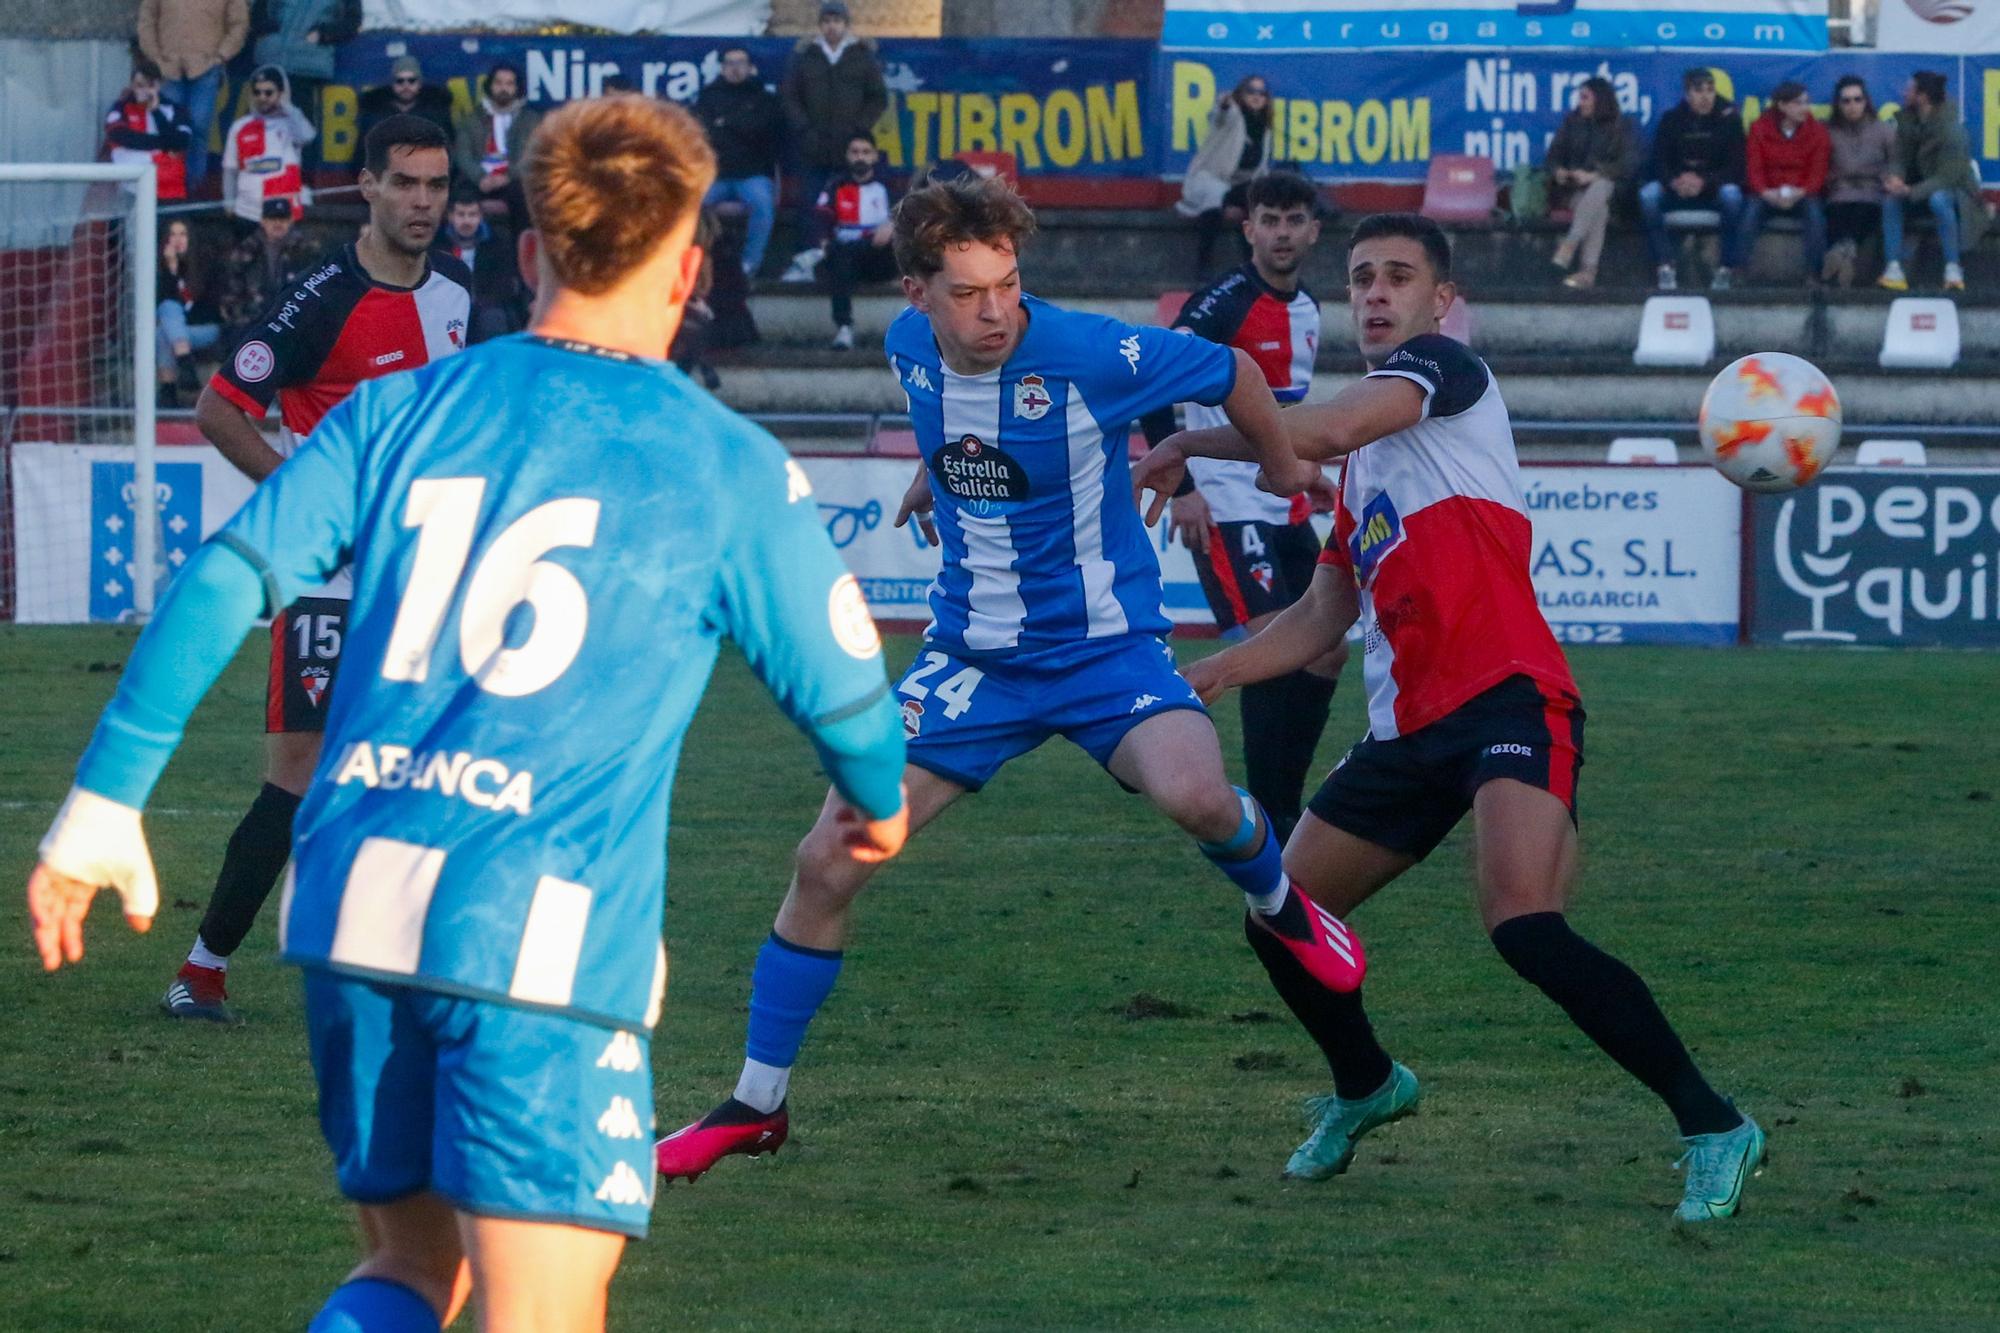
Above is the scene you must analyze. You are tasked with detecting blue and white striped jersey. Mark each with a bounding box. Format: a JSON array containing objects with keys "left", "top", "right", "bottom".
[
  {"left": 206, "top": 334, "right": 902, "bottom": 1032},
  {"left": 887, "top": 295, "right": 1237, "bottom": 657}
]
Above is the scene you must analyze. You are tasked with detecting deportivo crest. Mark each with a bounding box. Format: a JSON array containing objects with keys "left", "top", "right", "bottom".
[
  {"left": 299, "top": 665, "right": 330, "bottom": 708},
  {"left": 1012, "top": 373, "right": 1052, "bottom": 420},
  {"left": 901, "top": 698, "right": 924, "bottom": 737}
]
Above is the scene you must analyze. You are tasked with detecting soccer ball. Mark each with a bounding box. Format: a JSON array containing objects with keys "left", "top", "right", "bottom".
[{"left": 1697, "top": 353, "right": 1842, "bottom": 493}]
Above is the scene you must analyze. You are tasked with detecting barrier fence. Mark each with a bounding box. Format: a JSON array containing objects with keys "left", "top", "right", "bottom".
[{"left": 12, "top": 434, "right": 1994, "bottom": 646}]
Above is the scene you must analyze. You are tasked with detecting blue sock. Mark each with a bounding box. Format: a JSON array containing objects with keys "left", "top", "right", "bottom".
[
  {"left": 1197, "top": 787, "right": 1287, "bottom": 908},
  {"left": 745, "top": 932, "right": 844, "bottom": 1071},
  {"left": 308, "top": 1278, "right": 440, "bottom": 1333}
]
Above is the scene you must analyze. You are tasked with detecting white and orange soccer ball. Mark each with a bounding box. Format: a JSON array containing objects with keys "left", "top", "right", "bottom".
[{"left": 1697, "top": 353, "right": 1842, "bottom": 493}]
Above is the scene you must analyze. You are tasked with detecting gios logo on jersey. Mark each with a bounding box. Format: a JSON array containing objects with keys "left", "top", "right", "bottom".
[{"left": 932, "top": 434, "right": 1030, "bottom": 509}]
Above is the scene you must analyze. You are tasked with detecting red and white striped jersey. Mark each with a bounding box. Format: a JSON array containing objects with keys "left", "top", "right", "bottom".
[
  {"left": 1319, "top": 334, "right": 1576, "bottom": 739},
  {"left": 1171, "top": 266, "right": 1320, "bottom": 525},
  {"left": 222, "top": 111, "right": 310, "bottom": 224}
]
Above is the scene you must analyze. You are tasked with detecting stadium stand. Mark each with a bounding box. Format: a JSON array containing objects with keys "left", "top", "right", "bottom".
[
  {"left": 1855, "top": 438, "right": 1929, "bottom": 466},
  {"left": 1606, "top": 437, "right": 1681, "bottom": 464},
  {"left": 1633, "top": 294, "right": 1716, "bottom": 367}
]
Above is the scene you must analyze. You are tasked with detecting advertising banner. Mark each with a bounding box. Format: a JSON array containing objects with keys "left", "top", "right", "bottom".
[
  {"left": 1877, "top": 0, "right": 2000, "bottom": 55},
  {"left": 361, "top": 0, "right": 768, "bottom": 35},
  {"left": 327, "top": 36, "right": 1152, "bottom": 179},
  {"left": 9, "top": 444, "right": 256, "bottom": 625},
  {"left": 1749, "top": 469, "right": 2000, "bottom": 647},
  {"left": 1524, "top": 466, "right": 1742, "bottom": 644},
  {"left": 1161, "top": 48, "right": 1953, "bottom": 182},
  {"left": 1161, "top": 0, "right": 1828, "bottom": 53}
]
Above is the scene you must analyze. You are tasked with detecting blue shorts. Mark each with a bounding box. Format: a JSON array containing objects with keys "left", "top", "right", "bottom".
[
  {"left": 303, "top": 971, "right": 656, "bottom": 1238},
  {"left": 895, "top": 634, "right": 1206, "bottom": 791}
]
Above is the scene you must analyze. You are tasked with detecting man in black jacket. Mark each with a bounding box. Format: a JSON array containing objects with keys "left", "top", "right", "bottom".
[
  {"left": 780, "top": 1, "right": 888, "bottom": 279},
  {"left": 434, "top": 186, "right": 527, "bottom": 343},
  {"left": 1639, "top": 68, "right": 1748, "bottom": 291},
  {"left": 359, "top": 56, "right": 456, "bottom": 146},
  {"left": 696, "top": 45, "right": 784, "bottom": 276}
]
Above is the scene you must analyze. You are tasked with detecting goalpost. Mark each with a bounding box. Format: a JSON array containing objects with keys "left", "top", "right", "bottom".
[{"left": 0, "top": 161, "right": 158, "bottom": 622}]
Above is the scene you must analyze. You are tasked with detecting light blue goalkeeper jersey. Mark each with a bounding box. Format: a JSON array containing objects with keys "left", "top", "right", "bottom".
[
  {"left": 885, "top": 295, "right": 1237, "bottom": 658},
  {"left": 192, "top": 334, "right": 899, "bottom": 1031}
]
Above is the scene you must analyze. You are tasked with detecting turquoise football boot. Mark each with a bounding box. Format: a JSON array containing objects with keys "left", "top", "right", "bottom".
[{"left": 1282, "top": 1062, "right": 1420, "bottom": 1181}]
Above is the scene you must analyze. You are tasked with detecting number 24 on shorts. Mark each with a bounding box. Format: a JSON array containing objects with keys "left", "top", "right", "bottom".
[{"left": 900, "top": 652, "right": 984, "bottom": 719}]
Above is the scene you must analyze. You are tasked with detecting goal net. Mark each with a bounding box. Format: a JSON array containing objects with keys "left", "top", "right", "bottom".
[{"left": 0, "top": 163, "right": 159, "bottom": 623}]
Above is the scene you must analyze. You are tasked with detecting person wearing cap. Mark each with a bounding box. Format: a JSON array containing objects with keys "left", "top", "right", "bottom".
[
  {"left": 359, "top": 54, "right": 456, "bottom": 146},
  {"left": 780, "top": 1, "right": 888, "bottom": 277},
  {"left": 219, "top": 196, "right": 323, "bottom": 336}
]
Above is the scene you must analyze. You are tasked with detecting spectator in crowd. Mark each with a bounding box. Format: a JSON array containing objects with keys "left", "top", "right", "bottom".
[
  {"left": 136, "top": 0, "right": 248, "bottom": 194},
  {"left": 156, "top": 218, "right": 221, "bottom": 405},
  {"left": 359, "top": 54, "right": 455, "bottom": 145},
  {"left": 453, "top": 60, "right": 542, "bottom": 228},
  {"left": 219, "top": 196, "right": 321, "bottom": 334},
  {"left": 696, "top": 45, "right": 784, "bottom": 277},
  {"left": 1824, "top": 75, "right": 1898, "bottom": 288},
  {"left": 818, "top": 132, "right": 897, "bottom": 349},
  {"left": 248, "top": 0, "right": 360, "bottom": 134},
  {"left": 1175, "top": 74, "right": 1274, "bottom": 274},
  {"left": 1640, "top": 68, "right": 1746, "bottom": 291},
  {"left": 1545, "top": 76, "right": 1637, "bottom": 290},
  {"left": 434, "top": 185, "right": 527, "bottom": 344},
  {"left": 1884, "top": 69, "right": 1986, "bottom": 292},
  {"left": 222, "top": 65, "right": 315, "bottom": 232},
  {"left": 1741, "top": 81, "right": 1829, "bottom": 285},
  {"left": 780, "top": 1, "right": 887, "bottom": 280},
  {"left": 105, "top": 58, "right": 193, "bottom": 201}
]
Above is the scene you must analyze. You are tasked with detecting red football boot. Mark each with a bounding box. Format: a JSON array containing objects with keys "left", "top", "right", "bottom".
[
  {"left": 161, "top": 961, "right": 241, "bottom": 1024},
  {"left": 655, "top": 1098, "right": 789, "bottom": 1182},
  {"left": 1248, "top": 885, "right": 1367, "bottom": 993}
]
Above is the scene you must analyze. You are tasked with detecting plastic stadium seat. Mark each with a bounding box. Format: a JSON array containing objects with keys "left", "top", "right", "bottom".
[
  {"left": 1420, "top": 155, "right": 1497, "bottom": 223},
  {"left": 1662, "top": 208, "right": 1722, "bottom": 233},
  {"left": 869, "top": 428, "right": 920, "bottom": 458},
  {"left": 1878, "top": 298, "right": 1960, "bottom": 370},
  {"left": 1154, "top": 289, "right": 1190, "bottom": 327},
  {"left": 1855, "top": 439, "right": 1927, "bottom": 467},
  {"left": 955, "top": 151, "right": 1018, "bottom": 184},
  {"left": 1633, "top": 296, "right": 1715, "bottom": 367},
  {"left": 1606, "top": 437, "right": 1680, "bottom": 464},
  {"left": 1440, "top": 294, "right": 1474, "bottom": 345}
]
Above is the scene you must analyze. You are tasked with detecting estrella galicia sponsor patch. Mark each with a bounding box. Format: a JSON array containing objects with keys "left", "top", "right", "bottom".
[
  {"left": 1348, "top": 491, "right": 1404, "bottom": 584},
  {"left": 932, "top": 434, "right": 1030, "bottom": 505}
]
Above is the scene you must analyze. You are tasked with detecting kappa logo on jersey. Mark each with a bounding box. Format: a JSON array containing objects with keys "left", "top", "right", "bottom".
[
  {"left": 785, "top": 458, "right": 813, "bottom": 504},
  {"left": 233, "top": 340, "right": 275, "bottom": 383},
  {"left": 593, "top": 1160, "right": 650, "bottom": 1206},
  {"left": 828, "top": 574, "right": 882, "bottom": 660},
  {"left": 1013, "top": 373, "right": 1052, "bottom": 420},
  {"left": 1348, "top": 492, "right": 1405, "bottom": 584},
  {"left": 932, "top": 434, "right": 1030, "bottom": 505},
  {"left": 595, "top": 1031, "right": 643, "bottom": 1072},
  {"left": 906, "top": 362, "right": 934, "bottom": 393},
  {"left": 901, "top": 697, "right": 924, "bottom": 738},
  {"left": 299, "top": 665, "right": 330, "bottom": 708},
  {"left": 596, "top": 1096, "right": 645, "bottom": 1141},
  {"left": 1119, "top": 333, "right": 1143, "bottom": 374},
  {"left": 1130, "top": 693, "right": 1161, "bottom": 713}
]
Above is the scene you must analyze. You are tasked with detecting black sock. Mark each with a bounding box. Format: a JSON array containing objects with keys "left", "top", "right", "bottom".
[
  {"left": 1244, "top": 912, "right": 1393, "bottom": 1100},
  {"left": 196, "top": 783, "right": 301, "bottom": 958},
  {"left": 1490, "top": 912, "right": 1741, "bottom": 1137},
  {"left": 1241, "top": 670, "right": 1337, "bottom": 846}
]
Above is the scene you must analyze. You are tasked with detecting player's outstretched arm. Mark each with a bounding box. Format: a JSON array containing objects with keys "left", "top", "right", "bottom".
[
  {"left": 27, "top": 541, "right": 270, "bottom": 970},
  {"left": 1183, "top": 564, "right": 1359, "bottom": 704},
  {"left": 1279, "top": 376, "right": 1426, "bottom": 462},
  {"left": 1219, "top": 346, "right": 1320, "bottom": 498}
]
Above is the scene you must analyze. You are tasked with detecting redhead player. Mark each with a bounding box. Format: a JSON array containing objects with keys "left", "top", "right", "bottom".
[{"left": 1134, "top": 212, "right": 1764, "bottom": 1223}]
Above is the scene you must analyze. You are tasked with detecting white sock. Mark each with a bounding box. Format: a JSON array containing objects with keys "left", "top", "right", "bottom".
[
  {"left": 1245, "top": 878, "right": 1289, "bottom": 918},
  {"left": 734, "top": 1058, "right": 790, "bottom": 1114},
  {"left": 187, "top": 935, "right": 229, "bottom": 971}
]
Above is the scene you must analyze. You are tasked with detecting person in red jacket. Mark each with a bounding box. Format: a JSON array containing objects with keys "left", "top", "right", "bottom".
[{"left": 1738, "top": 81, "right": 1828, "bottom": 282}]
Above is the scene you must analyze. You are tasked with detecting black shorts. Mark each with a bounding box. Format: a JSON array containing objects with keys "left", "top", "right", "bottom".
[
  {"left": 1308, "top": 675, "right": 1584, "bottom": 861},
  {"left": 1192, "top": 518, "right": 1320, "bottom": 632},
  {"left": 267, "top": 595, "right": 347, "bottom": 734}
]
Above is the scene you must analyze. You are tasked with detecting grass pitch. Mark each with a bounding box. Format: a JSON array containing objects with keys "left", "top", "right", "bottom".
[{"left": 2, "top": 627, "right": 1996, "bottom": 1330}]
